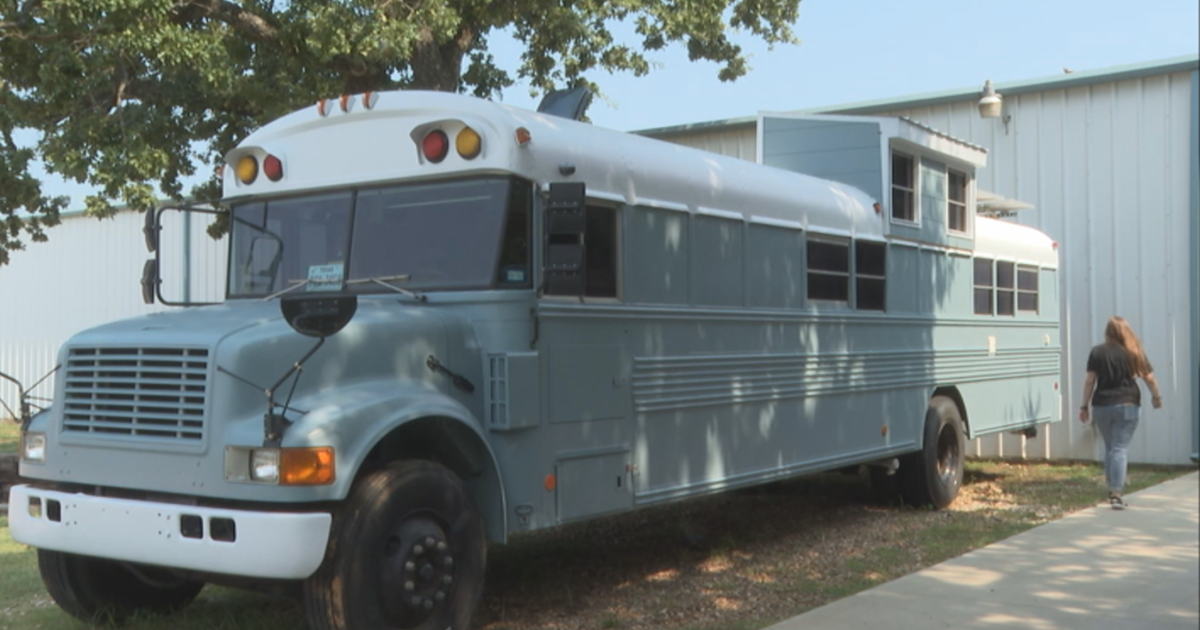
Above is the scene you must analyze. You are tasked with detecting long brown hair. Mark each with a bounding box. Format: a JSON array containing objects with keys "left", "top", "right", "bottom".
[{"left": 1104, "top": 316, "right": 1150, "bottom": 377}]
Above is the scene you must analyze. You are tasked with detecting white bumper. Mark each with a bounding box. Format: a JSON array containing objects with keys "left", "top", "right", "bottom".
[{"left": 8, "top": 485, "right": 332, "bottom": 579}]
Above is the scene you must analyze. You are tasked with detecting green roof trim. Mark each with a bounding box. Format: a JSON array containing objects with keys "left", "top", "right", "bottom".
[{"left": 640, "top": 54, "right": 1200, "bottom": 137}]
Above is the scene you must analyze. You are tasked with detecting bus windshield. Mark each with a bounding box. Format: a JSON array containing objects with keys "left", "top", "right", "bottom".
[{"left": 228, "top": 177, "right": 531, "bottom": 298}]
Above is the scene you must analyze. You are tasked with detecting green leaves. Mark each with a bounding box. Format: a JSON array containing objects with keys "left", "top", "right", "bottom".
[{"left": 0, "top": 0, "right": 802, "bottom": 265}]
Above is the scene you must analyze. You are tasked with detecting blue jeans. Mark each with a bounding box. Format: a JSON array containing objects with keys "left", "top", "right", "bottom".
[{"left": 1092, "top": 404, "right": 1140, "bottom": 494}]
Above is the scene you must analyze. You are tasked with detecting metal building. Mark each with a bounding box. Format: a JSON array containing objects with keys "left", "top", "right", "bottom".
[
  {"left": 0, "top": 208, "right": 225, "bottom": 418},
  {"left": 644, "top": 55, "right": 1199, "bottom": 465}
]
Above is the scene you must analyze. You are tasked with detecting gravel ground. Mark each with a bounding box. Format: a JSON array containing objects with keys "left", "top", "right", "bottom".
[{"left": 472, "top": 467, "right": 1039, "bottom": 630}]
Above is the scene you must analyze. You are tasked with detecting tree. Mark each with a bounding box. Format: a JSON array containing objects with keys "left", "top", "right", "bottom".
[{"left": 0, "top": 0, "right": 801, "bottom": 265}]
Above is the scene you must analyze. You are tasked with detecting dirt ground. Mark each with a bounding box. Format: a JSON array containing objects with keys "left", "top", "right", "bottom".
[{"left": 472, "top": 467, "right": 1035, "bottom": 630}]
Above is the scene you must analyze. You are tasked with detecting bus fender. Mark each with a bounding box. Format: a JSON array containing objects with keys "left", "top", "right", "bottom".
[{"left": 282, "top": 379, "right": 507, "bottom": 543}]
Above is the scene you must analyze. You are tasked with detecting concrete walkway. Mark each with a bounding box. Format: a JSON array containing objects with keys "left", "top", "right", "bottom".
[{"left": 767, "top": 471, "right": 1199, "bottom": 630}]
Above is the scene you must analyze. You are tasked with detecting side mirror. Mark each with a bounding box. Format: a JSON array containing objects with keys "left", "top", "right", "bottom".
[
  {"left": 281, "top": 294, "right": 358, "bottom": 338},
  {"left": 143, "top": 207, "right": 159, "bottom": 252},
  {"left": 141, "top": 259, "right": 160, "bottom": 305}
]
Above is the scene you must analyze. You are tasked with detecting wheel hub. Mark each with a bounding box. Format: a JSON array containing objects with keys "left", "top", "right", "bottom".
[{"left": 380, "top": 517, "right": 455, "bottom": 626}]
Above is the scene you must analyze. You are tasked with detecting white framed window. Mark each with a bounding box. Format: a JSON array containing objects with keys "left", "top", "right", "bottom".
[
  {"left": 947, "top": 168, "right": 968, "bottom": 233},
  {"left": 891, "top": 152, "right": 916, "bottom": 223}
]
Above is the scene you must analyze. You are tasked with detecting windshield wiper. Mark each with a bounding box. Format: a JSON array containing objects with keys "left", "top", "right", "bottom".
[
  {"left": 346, "top": 275, "right": 427, "bottom": 302},
  {"left": 261, "top": 274, "right": 426, "bottom": 302}
]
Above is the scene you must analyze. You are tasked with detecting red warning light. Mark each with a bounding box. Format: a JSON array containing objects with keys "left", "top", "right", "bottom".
[{"left": 422, "top": 130, "right": 449, "bottom": 163}]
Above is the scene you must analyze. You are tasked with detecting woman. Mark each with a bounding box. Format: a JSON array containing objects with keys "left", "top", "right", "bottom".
[{"left": 1079, "top": 316, "right": 1163, "bottom": 509}]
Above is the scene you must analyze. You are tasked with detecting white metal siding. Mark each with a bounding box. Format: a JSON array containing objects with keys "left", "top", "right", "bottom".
[
  {"left": 0, "top": 209, "right": 226, "bottom": 420},
  {"left": 661, "top": 128, "right": 757, "bottom": 162},
  {"left": 655, "top": 69, "right": 1196, "bottom": 464}
]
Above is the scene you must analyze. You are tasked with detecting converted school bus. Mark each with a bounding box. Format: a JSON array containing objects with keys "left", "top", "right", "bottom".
[{"left": 7, "top": 90, "right": 1060, "bottom": 629}]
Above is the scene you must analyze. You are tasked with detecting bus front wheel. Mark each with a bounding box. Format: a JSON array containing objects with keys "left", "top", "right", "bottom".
[
  {"left": 304, "top": 459, "right": 486, "bottom": 630},
  {"left": 37, "top": 550, "right": 204, "bottom": 623},
  {"left": 900, "top": 395, "right": 965, "bottom": 508}
]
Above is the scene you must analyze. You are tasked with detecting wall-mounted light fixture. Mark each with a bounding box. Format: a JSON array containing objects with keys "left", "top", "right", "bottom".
[{"left": 977, "top": 80, "right": 1003, "bottom": 119}]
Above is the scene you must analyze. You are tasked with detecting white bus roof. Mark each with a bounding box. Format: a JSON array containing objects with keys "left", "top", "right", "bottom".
[
  {"left": 225, "top": 90, "right": 883, "bottom": 239},
  {"left": 225, "top": 90, "right": 1055, "bottom": 266}
]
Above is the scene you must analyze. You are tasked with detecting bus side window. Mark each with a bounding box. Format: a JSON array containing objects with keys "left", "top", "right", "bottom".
[
  {"left": 584, "top": 206, "right": 618, "bottom": 298},
  {"left": 807, "top": 236, "right": 850, "bottom": 303},
  {"left": 855, "top": 240, "right": 886, "bottom": 311},
  {"left": 973, "top": 258, "right": 994, "bottom": 315},
  {"left": 543, "top": 183, "right": 618, "bottom": 299}
]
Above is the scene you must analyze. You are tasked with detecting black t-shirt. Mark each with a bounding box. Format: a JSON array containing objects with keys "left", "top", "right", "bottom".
[{"left": 1086, "top": 343, "right": 1152, "bottom": 407}]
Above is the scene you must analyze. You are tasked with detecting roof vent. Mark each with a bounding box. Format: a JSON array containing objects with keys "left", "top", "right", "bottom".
[{"left": 537, "top": 87, "right": 593, "bottom": 121}]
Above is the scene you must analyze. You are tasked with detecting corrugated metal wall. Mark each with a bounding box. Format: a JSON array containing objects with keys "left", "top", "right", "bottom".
[
  {"left": 0, "top": 209, "right": 226, "bottom": 420},
  {"left": 657, "top": 68, "right": 1197, "bottom": 464}
]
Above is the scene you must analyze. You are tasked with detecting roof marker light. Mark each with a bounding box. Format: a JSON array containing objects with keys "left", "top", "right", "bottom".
[
  {"left": 515, "top": 127, "right": 532, "bottom": 146},
  {"left": 263, "top": 155, "right": 283, "bottom": 181},
  {"left": 317, "top": 99, "right": 329, "bottom": 117},
  {"left": 422, "top": 130, "right": 449, "bottom": 163},
  {"left": 339, "top": 93, "right": 351, "bottom": 113},
  {"left": 236, "top": 155, "right": 259, "bottom": 184},
  {"left": 362, "top": 91, "right": 378, "bottom": 110},
  {"left": 456, "top": 127, "right": 482, "bottom": 159}
]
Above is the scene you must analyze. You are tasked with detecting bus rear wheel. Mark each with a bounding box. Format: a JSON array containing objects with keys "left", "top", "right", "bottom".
[
  {"left": 900, "top": 395, "right": 965, "bottom": 508},
  {"left": 303, "top": 459, "right": 486, "bottom": 630},
  {"left": 38, "top": 550, "right": 204, "bottom": 623}
]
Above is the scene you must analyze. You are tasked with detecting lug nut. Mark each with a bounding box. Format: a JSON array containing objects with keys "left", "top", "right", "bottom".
[
  {"left": 442, "top": 575, "right": 453, "bottom": 585},
  {"left": 436, "top": 542, "right": 448, "bottom": 552},
  {"left": 444, "top": 557, "right": 454, "bottom": 568},
  {"left": 413, "top": 544, "right": 424, "bottom": 555},
  {"left": 423, "top": 599, "right": 434, "bottom": 611},
  {"left": 405, "top": 561, "right": 416, "bottom": 572},
  {"left": 404, "top": 581, "right": 414, "bottom": 592},
  {"left": 425, "top": 536, "right": 436, "bottom": 547},
  {"left": 436, "top": 592, "right": 446, "bottom": 602},
  {"left": 410, "top": 596, "right": 422, "bottom": 607}
]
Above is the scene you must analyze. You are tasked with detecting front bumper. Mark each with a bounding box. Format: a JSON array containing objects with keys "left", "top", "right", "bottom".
[{"left": 8, "top": 485, "right": 332, "bottom": 579}]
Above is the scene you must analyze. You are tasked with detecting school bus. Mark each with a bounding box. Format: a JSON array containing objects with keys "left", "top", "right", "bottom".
[{"left": 8, "top": 90, "right": 1060, "bottom": 629}]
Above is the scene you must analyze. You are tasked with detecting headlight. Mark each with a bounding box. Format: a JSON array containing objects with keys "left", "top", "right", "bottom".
[
  {"left": 251, "top": 449, "right": 280, "bottom": 482},
  {"left": 21, "top": 431, "right": 46, "bottom": 463},
  {"left": 226, "top": 446, "right": 335, "bottom": 485}
]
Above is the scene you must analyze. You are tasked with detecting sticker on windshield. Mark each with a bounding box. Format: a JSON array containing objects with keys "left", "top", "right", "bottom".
[{"left": 307, "top": 263, "right": 345, "bottom": 292}]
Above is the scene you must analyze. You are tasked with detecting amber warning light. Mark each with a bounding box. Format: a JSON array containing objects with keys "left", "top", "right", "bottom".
[
  {"left": 235, "top": 153, "right": 284, "bottom": 185},
  {"left": 420, "top": 125, "right": 485, "bottom": 163}
]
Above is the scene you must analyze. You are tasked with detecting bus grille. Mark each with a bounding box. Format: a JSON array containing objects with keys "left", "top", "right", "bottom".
[{"left": 62, "top": 347, "right": 209, "bottom": 443}]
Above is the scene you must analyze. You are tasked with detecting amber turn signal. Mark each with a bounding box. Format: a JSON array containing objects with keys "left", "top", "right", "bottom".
[{"left": 280, "top": 447, "right": 336, "bottom": 486}]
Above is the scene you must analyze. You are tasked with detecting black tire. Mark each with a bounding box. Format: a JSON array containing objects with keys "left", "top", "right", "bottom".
[
  {"left": 304, "top": 459, "right": 486, "bottom": 630},
  {"left": 900, "top": 395, "right": 966, "bottom": 508},
  {"left": 38, "top": 550, "right": 204, "bottom": 623}
]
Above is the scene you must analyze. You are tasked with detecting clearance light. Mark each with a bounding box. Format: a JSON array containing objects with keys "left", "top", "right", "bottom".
[
  {"left": 263, "top": 155, "right": 284, "bottom": 181},
  {"left": 515, "top": 127, "right": 532, "bottom": 146},
  {"left": 236, "top": 155, "right": 259, "bottom": 184},
  {"left": 456, "top": 127, "right": 482, "bottom": 159},
  {"left": 422, "top": 130, "right": 450, "bottom": 163}
]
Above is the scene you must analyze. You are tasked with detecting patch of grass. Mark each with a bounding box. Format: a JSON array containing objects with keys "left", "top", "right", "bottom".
[
  {"left": 0, "top": 517, "right": 306, "bottom": 630},
  {"left": 0, "top": 422, "right": 19, "bottom": 454}
]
